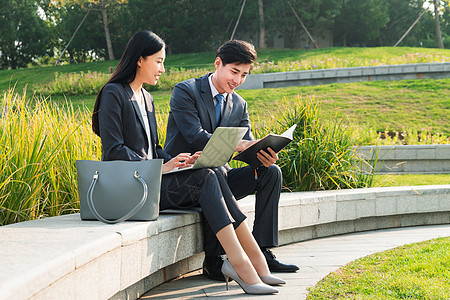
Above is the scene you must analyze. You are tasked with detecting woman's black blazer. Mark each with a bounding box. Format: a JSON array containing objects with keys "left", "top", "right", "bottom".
[{"left": 97, "top": 82, "right": 171, "bottom": 162}]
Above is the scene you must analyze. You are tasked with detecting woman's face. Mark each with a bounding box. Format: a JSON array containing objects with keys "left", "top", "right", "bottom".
[{"left": 136, "top": 48, "right": 166, "bottom": 86}]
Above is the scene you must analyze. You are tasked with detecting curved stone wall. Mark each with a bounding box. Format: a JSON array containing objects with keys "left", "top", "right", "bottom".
[
  {"left": 237, "top": 62, "right": 450, "bottom": 90},
  {"left": 0, "top": 185, "right": 449, "bottom": 300}
]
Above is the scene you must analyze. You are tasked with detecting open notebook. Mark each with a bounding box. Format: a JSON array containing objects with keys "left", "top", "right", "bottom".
[
  {"left": 233, "top": 124, "right": 297, "bottom": 168},
  {"left": 165, "top": 127, "right": 248, "bottom": 174}
]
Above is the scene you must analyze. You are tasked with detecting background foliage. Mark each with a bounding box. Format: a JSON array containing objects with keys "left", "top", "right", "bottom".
[
  {"left": 1, "top": 0, "right": 449, "bottom": 69},
  {"left": 0, "top": 0, "right": 51, "bottom": 69}
]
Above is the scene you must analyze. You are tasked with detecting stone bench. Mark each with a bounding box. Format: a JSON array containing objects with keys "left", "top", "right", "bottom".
[
  {"left": 1, "top": 185, "right": 449, "bottom": 300},
  {"left": 357, "top": 144, "right": 450, "bottom": 174}
]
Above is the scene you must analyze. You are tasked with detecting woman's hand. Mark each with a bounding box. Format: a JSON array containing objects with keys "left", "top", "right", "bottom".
[
  {"left": 186, "top": 151, "right": 201, "bottom": 164},
  {"left": 162, "top": 153, "right": 194, "bottom": 173}
]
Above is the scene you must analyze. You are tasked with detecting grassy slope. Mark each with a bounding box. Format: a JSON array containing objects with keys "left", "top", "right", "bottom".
[
  {"left": 236, "top": 78, "right": 450, "bottom": 135},
  {"left": 47, "top": 77, "right": 449, "bottom": 136},
  {"left": 256, "top": 46, "right": 450, "bottom": 62},
  {"left": 2, "top": 46, "right": 449, "bottom": 93},
  {"left": 38, "top": 77, "right": 450, "bottom": 137}
]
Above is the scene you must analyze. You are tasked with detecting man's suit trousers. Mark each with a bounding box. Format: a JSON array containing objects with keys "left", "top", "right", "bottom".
[
  {"left": 203, "top": 164, "right": 282, "bottom": 257},
  {"left": 159, "top": 168, "right": 246, "bottom": 235}
]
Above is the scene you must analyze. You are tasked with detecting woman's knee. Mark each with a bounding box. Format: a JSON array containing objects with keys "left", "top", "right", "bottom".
[
  {"left": 196, "top": 168, "right": 216, "bottom": 180},
  {"left": 197, "top": 168, "right": 221, "bottom": 189}
]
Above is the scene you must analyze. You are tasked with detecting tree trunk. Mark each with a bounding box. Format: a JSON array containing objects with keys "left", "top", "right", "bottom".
[
  {"left": 433, "top": 0, "right": 444, "bottom": 48},
  {"left": 393, "top": 9, "right": 426, "bottom": 47},
  {"left": 258, "top": 0, "right": 266, "bottom": 48},
  {"left": 101, "top": 0, "right": 115, "bottom": 60},
  {"left": 54, "top": 6, "right": 93, "bottom": 66},
  {"left": 288, "top": 1, "right": 319, "bottom": 49},
  {"left": 230, "top": 0, "right": 246, "bottom": 40},
  {"left": 11, "top": 58, "right": 17, "bottom": 70}
]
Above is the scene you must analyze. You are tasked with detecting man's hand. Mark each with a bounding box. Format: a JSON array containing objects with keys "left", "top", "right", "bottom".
[
  {"left": 256, "top": 147, "right": 278, "bottom": 167},
  {"left": 235, "top": 140, "right": 257, "bottom": 152}
]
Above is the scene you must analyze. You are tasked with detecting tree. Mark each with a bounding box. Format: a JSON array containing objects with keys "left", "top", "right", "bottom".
[
  {"left": 0, "top": 0, "right": 50, "bottom": 69},
  {"left": 333, "top": 0, "right": 389, "bottom": 46},
  {"left": 263, "top": 0, "right": 341, "bottom": 48},
  {"left": 433, "top": 0, "right": 444, "bottom": 48},
  {"left": 51, "top": 0, "right": 126, "bottom": 60},
  {"left": 381, "top": 0, "right": 427, "bottom": 46},
  {"left": 116, "top": 0, "right": 244, "bottom": 54},
  {"left": 43, "top": 1, "right": 108, "bottom": 63},
  {"left": 54, "top": 6, "right": 94, "bottom": 66},
  {"left": 258, "top": 0, "right": 266, "bottom": 48}
]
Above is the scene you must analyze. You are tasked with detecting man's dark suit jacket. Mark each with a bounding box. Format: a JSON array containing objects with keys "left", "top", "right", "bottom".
[
  {"left": 164, "top": 73, "right": 254, "bottom": 156},
  {"left": 97, "top": 82, "right": 171, "bottom": 162}
]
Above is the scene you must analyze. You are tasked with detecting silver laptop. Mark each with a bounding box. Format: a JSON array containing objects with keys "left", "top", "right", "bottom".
[{"left": 165, "top": 127, "right": 248, "bottom": 174}]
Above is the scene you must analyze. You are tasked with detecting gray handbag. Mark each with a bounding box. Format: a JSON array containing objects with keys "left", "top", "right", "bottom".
[{"left": 76, "top": 159, "right": 163, "bottom": 224}]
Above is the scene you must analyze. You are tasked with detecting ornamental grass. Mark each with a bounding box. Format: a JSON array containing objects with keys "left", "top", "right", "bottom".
[{"left": 0, "top": 88, "right": 100, "bottom": 225}]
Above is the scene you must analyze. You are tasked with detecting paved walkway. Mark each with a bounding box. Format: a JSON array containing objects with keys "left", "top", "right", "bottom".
[{"left": 141, "top": 224, "right": 450, "bottom": 299}]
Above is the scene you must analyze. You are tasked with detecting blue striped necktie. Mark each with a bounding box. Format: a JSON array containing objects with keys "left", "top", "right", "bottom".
[{"left": 215, "top": 94, "right": 224, "bottom": 125}]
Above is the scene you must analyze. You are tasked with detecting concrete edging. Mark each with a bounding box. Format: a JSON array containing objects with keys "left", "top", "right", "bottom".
[
  {"left": 237, "top": 62, "right": 450, "bottom": 89},
  {"left": 0, "top": 185, "right": 449, "bottom": 300},
  {"left": 357, "top": 144, "right": 450, "bottom": 174}
]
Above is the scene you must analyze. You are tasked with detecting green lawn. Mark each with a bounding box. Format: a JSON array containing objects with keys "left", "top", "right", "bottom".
[
  {"left": 307, "top": 237, "right": 450, "bottom": 299},
  {"left": 237, "top": 78, "right": 450, "bottom": 135},
  {"left": 373, "top": 173, "right": 450, "bottom": 187},
  {"left": 256, "top": 46, "right": 450, "bottom": 63},
  {"left": 2, "top": 46, "right": 449, "bottom": 94}
]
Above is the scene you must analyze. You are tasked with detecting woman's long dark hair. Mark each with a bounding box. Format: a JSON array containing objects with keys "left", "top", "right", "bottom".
[{"left": 92, "top": 30, "right": 165, "bottom": 136}]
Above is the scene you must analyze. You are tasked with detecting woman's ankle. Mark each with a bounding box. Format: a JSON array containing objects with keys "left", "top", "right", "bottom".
[
  {"left": 245, "top": 249, "right": 271, "bottom": 277},
  {"left": 228, "top": 257, "right": 261, "bottom": 285}
]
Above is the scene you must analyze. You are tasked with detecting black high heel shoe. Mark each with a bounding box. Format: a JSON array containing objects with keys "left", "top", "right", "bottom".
[{"left": 221, "top": 259, "right": 279, "bottom": 295}]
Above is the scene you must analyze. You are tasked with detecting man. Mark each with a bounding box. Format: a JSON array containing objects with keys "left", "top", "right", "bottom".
[{"left": 164, "top": 40, "right": 299, "bottom": 280}]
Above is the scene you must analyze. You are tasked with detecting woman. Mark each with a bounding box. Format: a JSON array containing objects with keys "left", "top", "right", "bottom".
[{"left": 92, "top": 30, "right": 284, "bottom": 295}]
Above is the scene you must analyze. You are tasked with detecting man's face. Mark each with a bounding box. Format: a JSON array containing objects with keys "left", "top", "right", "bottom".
[{"left": 212, "top": 57, "right": 251, "bottom": 94}]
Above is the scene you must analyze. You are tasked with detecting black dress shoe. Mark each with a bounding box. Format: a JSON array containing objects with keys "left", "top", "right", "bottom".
[
  {"left": 262, "top": 248, "right": 299, "bottom": 273},
  {"left": 203, "top": 256, "right": 228, "bottom": 281}
]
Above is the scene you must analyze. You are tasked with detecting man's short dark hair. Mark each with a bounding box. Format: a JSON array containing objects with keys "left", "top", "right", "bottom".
[{"left": 216, "top": 40, "right": 257, "bottom": 68}]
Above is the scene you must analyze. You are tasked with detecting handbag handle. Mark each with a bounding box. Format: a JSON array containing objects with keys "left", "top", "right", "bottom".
[{"left": 86, "top": 170, "right": 148, "bottom": 224}]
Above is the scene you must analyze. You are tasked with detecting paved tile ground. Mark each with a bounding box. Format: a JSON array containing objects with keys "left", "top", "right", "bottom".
[{"left": 141, "top": 224, "right": 450, "bottom": 299}]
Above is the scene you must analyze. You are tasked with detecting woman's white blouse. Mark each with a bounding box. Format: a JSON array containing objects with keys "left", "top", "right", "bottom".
[{"left": 134, "top": 90, "right": 153, "bottom": 159}]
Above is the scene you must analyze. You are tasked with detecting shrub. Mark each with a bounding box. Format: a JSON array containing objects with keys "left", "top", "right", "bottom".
[
  {"left": 0, "top": 89, "right": 100, "bottom": 225},
  {"left": 145, "top": 67, "right": 210, "bottom": 92},
  {"left": 34, "top": 71, "right": 110, "bottom": 95},
  {"left": 34, "top": 68, "right": 211, "bottom": 95},
  {"left": 351, "top": 126, "right": 450, "bottom": 145},
  {"left": 271, "top": 96, "right": 376, "bottom": 191}
]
